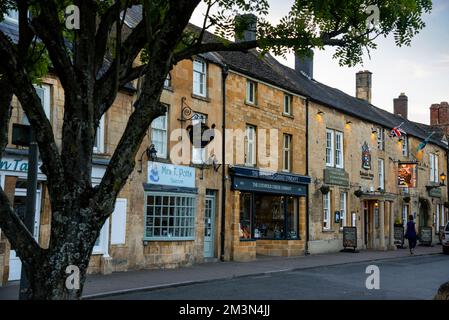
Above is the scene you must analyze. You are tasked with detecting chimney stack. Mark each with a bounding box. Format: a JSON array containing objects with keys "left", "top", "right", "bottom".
[
  {"left": 356, "top": 70, "right": 372, "bottom": 103},
  {"left": 234, "top": 14, "right": 257, "bottom": 42},
  {"left": 295, "top": 50, "right": 314, "bottom": 79},
  {"left": 430, "top": 103, "right": 441, "bottom": 125},
  {"left": 393, "top": 93, "right": 408, "bottom": 119}
]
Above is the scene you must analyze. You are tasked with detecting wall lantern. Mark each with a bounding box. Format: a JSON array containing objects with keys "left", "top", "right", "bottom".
[
  {"left": 371, "top": 127, "right": 377, "bottom": 134},
  {"left": 317, "top": 110, "right": 325, "bottom": 116},
  {"left": 440, "top": 172, "right": 446, "bottom": 186},
  {"left": 346, "top": 121, "right": 352, "bottom": 125},
  {"left": 138, "top": 144, "right": 158, "bottom": 173}
]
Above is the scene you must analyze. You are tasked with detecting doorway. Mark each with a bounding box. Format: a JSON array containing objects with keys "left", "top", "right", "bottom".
[
  {"left": 8, "top": 186, "right": 41, "bottom": 281},
  {"left": 203, "top": 191, "right": 216, "bottom": 258},
  {"left": 419, "top": 200, "right": 429, "bottom": 228}
]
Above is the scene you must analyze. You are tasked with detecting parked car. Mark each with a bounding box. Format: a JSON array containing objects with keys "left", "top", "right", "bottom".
[{"left": 443, "top": 221, "right": 449, "bottom": 255}]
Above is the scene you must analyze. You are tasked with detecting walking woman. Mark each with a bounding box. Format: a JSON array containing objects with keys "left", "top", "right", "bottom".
[{"left": 405, "top": 215, "right": 418, "bottom": 254}]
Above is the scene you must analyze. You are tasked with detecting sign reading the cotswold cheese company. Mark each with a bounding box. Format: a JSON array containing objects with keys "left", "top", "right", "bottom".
[
  {"left": 324, "top": 168, "right": 349, "bottom": 187},
  {"left": 428, "top": 187, "right": 442, "bottom": 198},
  {"left": 148, "top": 162, "right": 195, "bottom": 188}
]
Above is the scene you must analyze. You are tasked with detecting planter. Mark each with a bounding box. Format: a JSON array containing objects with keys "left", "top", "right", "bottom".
[
  {"left": 319, "top": 185, "right": 330, "bottom": 194},
  {"left": 354, "top": 189, "right": 363, "bottom": 198}
]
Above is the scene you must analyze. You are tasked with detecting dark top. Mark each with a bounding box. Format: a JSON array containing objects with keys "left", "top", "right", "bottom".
[{"left": 406, "top": 221, "right": 417, "bottom": 238}]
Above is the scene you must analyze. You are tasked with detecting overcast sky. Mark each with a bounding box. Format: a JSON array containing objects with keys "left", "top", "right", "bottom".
[{"left": 190, "top": 0, "right": 449, "bottom": 125}]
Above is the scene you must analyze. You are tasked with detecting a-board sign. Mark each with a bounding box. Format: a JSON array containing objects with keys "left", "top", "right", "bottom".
[
  {"left": 343, "top": 227, "right": 357, "bottom": 249},
  {"left": 394, "top": 224, "right": 404, "bottom": 246},
  {"left": 419, "top": 227, "right": 432, "bottom": 246}
]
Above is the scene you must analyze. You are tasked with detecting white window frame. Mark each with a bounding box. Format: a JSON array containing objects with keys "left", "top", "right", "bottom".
[
  {"left": 323, "top": 192, "right": 331, "bottom": 230},
  {"left": 192, "top": 114, "right": 207, "bottom": 164},
  {"left": 340, "top": 192, "right": 347, "bottom": 229},
  {"left": 378, "top": 158, "right": 385, "bottom": 190},
  {"left": 164, "top": 73, "right": 171, "bottom": 89},
  {"left": 377, "top": 127, "right": 384, "bottom": 150},
  {"left": 325, "top": 129, "right": 335, "bottom": 167},
  {"left": 246, "top": 80, "right": 257, "bottom": 105},
  {"left": 335, "top": 131, "right": 344, "bottom": 169},
  {"left": 283, "top": 94, "right": 292, "bottom": 115},
  {"left": 402, "top": 136, "right": 408, "bottom": 157},
  {"left": 429, "top": 153, "right": 439, "bottom": 183},
  {"left": 245, "top": 125, "right": 256, "bottom": 167},
  {"left": 93, "top": 115, "right": 105, "bottom": 154},
  {"left": 434, "top": 154, "right": 439, "bottom": 183},
  {"left": 282, "top": 134, "right": 292, "bottom": 172},
  {"left": 151, "top": 107, "right": 168, "bottom": 159},
  {"left": 23, "top": 85, "right": 51, "bottom": 124},
  {"left": 193, "top": 59, "right": 207, "bottom": 97}
]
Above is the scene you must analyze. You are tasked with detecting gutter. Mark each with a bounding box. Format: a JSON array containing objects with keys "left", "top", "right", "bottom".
[
  {"left": 305, "top": 98, "right": 310, "bottom": 255},
  {"left": 220, "top": 64, "right": 229, "bottom": 261}
]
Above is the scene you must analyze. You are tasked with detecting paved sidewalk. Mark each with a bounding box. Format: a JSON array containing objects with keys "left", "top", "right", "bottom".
[{"left": 0, "top": 245, "right": 443, "bottom": 299}]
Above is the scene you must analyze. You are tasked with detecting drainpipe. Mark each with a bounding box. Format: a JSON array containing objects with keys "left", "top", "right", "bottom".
[
  {"left": 305, "top": 98, "right": 310, "bottom": 255},
  {"left": 220, "top": 65, "right": 229, "bottom": 262}
]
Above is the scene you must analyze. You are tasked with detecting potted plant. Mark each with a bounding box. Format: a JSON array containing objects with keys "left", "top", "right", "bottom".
[{"left": 320, "top": 185, "right": 330, "bottom": 194}]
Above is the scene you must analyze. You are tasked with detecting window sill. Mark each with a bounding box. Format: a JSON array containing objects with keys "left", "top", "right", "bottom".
[
  {"left": 245, "top": 101, "right": 258, "bottom": 108},
  {"left": 143, "top": 238, "right": 195, "bottom": 244},
  {"left": 282, "top": 113, "right": 294, "bottom": 119},
  {"left": 322, "top": 229, "right": 334, "bottom": 233},
  {"left": 191, "top": 93, "right": 210, "bottom": 103}
]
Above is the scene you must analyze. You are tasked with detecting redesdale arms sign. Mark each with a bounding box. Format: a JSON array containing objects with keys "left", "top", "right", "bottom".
[{"left": 324, "top": 168, "right": 349, "bottom": 187}]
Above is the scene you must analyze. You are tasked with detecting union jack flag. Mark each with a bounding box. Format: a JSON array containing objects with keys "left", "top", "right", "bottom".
[{"left": 389, "top": 122, "right": 406, "bottom": 138}]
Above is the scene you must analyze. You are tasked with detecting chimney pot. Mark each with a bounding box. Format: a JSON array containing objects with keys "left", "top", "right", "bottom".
[
  {"left": 393, "top": 93, "right": 408, "bottom": 119},
  {"left": 356, "top": 71, "right": 372, "bottom": 103},
  {"left": 234, "top": 14, "right": 257, "bottom": 42}
]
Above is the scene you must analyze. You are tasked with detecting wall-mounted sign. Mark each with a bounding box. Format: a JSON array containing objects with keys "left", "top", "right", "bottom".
[
  {"left": 231, "top": 176, "right": 307, "bottom": 196},
  {"left": 361, "top": 142, "right": 371, "bottom": 170},
  {"left": 148, "top": 162, "right": 196, "bottom": 188},
  {"left": 397, "top": 163, "right": 417, "bottom": 188},
  {"left": 0, "top": 157, "right": 42, "bottom": 174},
  {"left": 324, "top": 168, "right": 349, "bottom": 187},
  {"left": 428, "top": 187, "right": 442, "bottom": 198},
  {"left": 360, "top": 171, "right": 374, "bottom": 180}
]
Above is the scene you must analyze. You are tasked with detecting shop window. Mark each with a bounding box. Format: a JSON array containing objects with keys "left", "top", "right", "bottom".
[
  {"left": 253, "top": 194, "right": 299, "bottom": 239},
  {"left": 245, "top": 125, "right": 256, "bottom": 167},
  {"left": 283, "top": 94, "right": 292, "bottom": 115},
  {"left": 402, "top": 205, "right": 409, "bottom": 227},
  {"left": 323, "top": 192, "right": 331, "bottom": 230},
  {"left": 239, "top": 193, "right": 252, "bottom": 239},
  {"left": 340, "top": 192, "right": 347, "bottom": 228},
  {"left": 246, "top": 80, "right": 257, "bottom": 105},
  {"left": 193, "top": 59, "right": 207, "bottom": 97},
  {"left": 144, "top": 193, "right": 196, "bottom": 240},
  {"left": 282, "top": 134, "right": 292, "bottom": 172},
  {"left": 151, "top": 106, "right": 168, "bottom": 158}
]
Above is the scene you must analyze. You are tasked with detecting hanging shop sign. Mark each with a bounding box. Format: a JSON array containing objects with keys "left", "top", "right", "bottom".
[
  {"left": 361, "top": 142, "right": 371, "bottom": 170},
  {"left": 397, "top": 163, "right": 417, "bottom": 188},
  {"left": 148, "top": 162, "right": 196, "bottom": 188}
]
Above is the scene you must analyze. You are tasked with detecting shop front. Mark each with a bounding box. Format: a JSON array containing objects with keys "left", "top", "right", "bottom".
[{"left": 229, "top": 166, "right": 310, "bottom": 260}]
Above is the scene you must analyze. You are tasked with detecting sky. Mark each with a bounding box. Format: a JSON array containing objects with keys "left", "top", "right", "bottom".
[{"left": 190, "top": 0, "right": 449, "bottom": 125}]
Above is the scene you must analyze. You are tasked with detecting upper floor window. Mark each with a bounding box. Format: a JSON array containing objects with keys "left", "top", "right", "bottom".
[
  {"left": 4, "top": 9, "right": 18, "bottom": 24},
  {"left": 283, "top": 94, "right": 292, "bottom": 115},
  {"left": 429, "top": 153, "right": 439, "bottom": 183},
  {"left": 376, "top": 127, "right": 384, "bottom": 150},
  {"left": 326, "top": 129, "right": 344, "bottom": 168},
  {"left": 23, "top": 85, "right": 51, "bottom": 124},
  {"left": 93, "top": 115, "right": 105, "bottom": 154},
  {"left": 246, "top": 80, "right": 257, "bottom": 105},
  {"left": 193, "top": 60, "right": 207, "bottom": 97},
  {"left": 245, "top": 125, "right": 256, "bottom": 167},
  {"left": 151, "top": 106, "right": 168, "bottom": 159},
  {"left": 402, "top": 136, "right": 408, "bottom": 157},
  {"left": 191, "top": 113, "right": 207, "bottom": 164},
  {"left": 282, "top": 134, "right": 292, "bottom": 172},
  {"left": 378, "top": 158, "right": 385, "bottom": 190}
]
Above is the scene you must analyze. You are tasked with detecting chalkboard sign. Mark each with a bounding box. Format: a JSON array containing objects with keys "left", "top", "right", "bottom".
[
  {"left": 419, "top": 227, "right": 432, "bottom": 246},
  {"left": 439, "top": 226, "right": 445, "bottom": 243},
  {"left": 343, "top": 227, "right": 357, "bottom": 250},
  {"left": 394, "top": 224, "right": 404, "bottom": 247}
]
